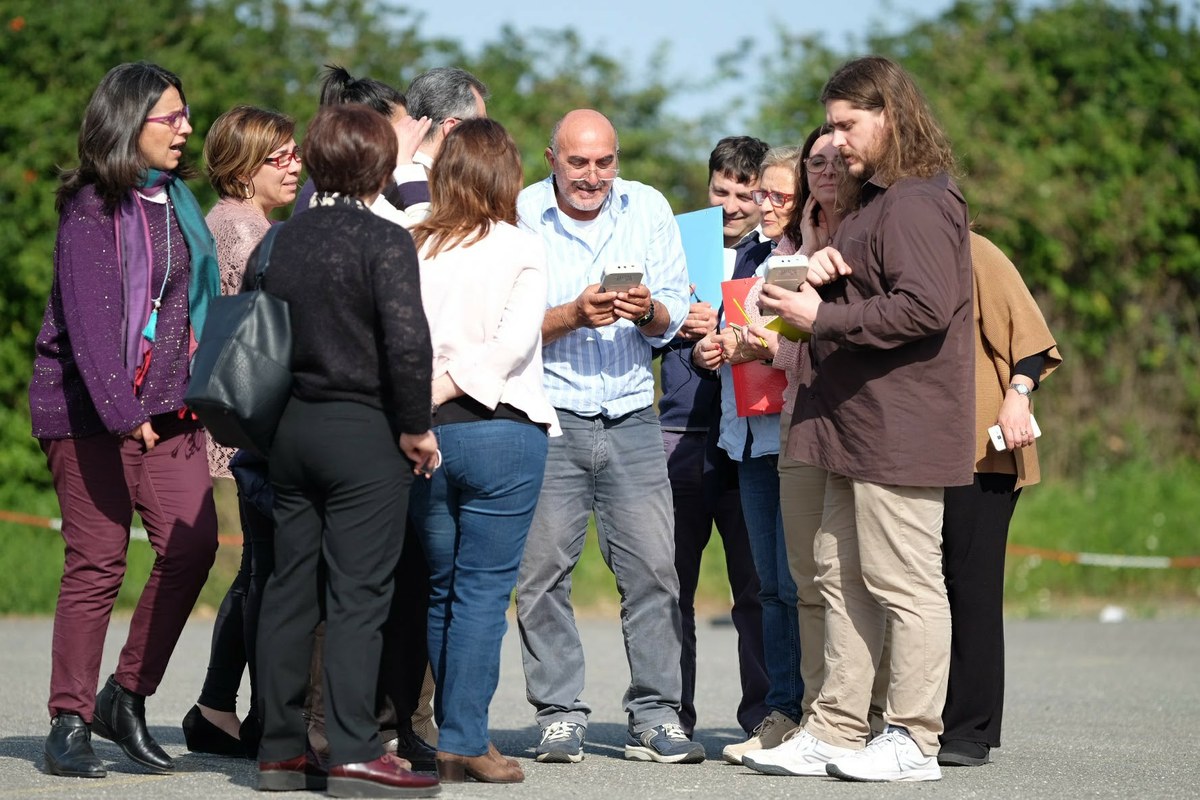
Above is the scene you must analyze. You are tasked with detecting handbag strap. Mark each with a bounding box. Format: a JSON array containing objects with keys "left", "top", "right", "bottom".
[{"left": 251, "top": 225, "right": 282, "bottom": 290}]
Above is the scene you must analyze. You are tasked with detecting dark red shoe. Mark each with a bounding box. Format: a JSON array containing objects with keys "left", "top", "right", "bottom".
[
  {"left": 258, "top": 751, "right": 328, "bottom": 792},
  {"left": 328, "top": 753, "right": 440, "bottom": 797}
]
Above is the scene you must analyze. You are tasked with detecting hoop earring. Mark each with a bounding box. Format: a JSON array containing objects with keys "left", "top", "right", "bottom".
[{"left": 238, "top": 179, "right": 255, "bottom": 200}]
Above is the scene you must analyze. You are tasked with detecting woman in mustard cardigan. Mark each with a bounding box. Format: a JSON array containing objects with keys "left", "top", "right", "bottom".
[{"left": 938, "top": 233, "right": 1062, "bottom": 767}]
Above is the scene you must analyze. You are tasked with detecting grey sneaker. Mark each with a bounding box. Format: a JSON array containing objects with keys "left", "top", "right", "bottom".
[
  {"left": 535, "top": 721, "right": 585, "bottom": 763},
  {"left": 722, "top": 710, "right": 799, "bottom": 765},
  {"left": 624, "top": 723, "right": 705, "bottom": 764}
]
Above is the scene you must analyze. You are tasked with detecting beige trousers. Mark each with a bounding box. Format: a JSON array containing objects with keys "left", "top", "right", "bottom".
[
  {"left": 778, "top": 413, "right": 889, "bottom": 736},
  {"left": 777, "top": 415, "right": 827, "bottom": 726},
  {"left": 802, "top": 474, "right": 949, "bottom": 756}
]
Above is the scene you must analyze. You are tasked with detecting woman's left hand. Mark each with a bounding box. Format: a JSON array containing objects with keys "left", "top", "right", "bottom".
[
  {"left": 400, "top": 430, "right": 440, "bottom": 477},
  {"left": 996, "top": 388, "right": 1035, "bottom": 450}
]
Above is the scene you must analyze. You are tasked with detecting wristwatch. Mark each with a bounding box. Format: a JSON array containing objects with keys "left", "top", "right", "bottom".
[
  {"left": 1009, "top": 382, "right": 1032, "bottom": 398},
  {"left": 633, "top": 301, "right": 656, "bottom": 328}
]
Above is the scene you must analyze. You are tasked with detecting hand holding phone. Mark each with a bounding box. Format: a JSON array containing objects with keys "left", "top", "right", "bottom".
[{"left": 988, "top": 415, "right": 1042, "bottom": 451}]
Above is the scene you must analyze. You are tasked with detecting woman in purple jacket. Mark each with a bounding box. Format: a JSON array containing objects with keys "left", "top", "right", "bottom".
[{"left": 30, "top": 62, "right": 220, "bottom": 779}]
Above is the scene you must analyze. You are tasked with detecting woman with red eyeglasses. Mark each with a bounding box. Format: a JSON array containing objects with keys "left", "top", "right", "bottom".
[
  {"left": 180, "top": 106, "right": 302, "bottom": 760},
  {"left": 30, "top": 62, "right": 220, "bottom": 779}
]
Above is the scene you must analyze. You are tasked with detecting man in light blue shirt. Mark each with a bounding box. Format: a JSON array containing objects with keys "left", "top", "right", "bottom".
[{"left": 514, "top": 108, "right": 701, "bottom": 765}]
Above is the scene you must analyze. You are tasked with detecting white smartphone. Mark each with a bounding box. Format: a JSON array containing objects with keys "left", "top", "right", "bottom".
[
  {"left": 988, "top": 415, "right": 1042, "bottom": 452},
  {"left": 599, "top": 262, "right": 644, "bottom": 292},
  {"left": 765, "top": 254, "right": 809, "bottom": 291}
]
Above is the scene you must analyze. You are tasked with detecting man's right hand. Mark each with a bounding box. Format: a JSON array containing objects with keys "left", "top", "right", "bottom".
[
  {"left": 679, "top": 300, "right": 717, "bottom": 340},
  {"left": 574, "top": 283, "right": 619, "bottom": 328}
]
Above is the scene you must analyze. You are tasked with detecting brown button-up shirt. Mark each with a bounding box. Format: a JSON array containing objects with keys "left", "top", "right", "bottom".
[{"left": 787, "top": 173, "right": 975, "bottom": 488}]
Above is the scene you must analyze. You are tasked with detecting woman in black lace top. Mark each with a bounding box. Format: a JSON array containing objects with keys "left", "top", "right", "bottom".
[{"left": 252, "top": 104, "right": 440, "bottom": 797}]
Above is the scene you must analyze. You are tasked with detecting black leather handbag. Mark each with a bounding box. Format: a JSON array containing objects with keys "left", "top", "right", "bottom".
[{"left": 185, "top": 225, "right": 291, "bottom": 457}]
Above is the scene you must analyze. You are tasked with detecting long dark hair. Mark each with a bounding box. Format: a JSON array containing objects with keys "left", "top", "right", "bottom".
[
  {"left": 56, "top": 62, "right": 191, "bottom": 212},
  {"left": 820, "top": 55, "right": 957, "bottom": 201},
  {"left": 318, "top": 64, "right": 405, "bottom": 117},
  {"left": 411, "top": 119, "right": 522, "bottom": 258},
  {"left": 782, "top": 124, "right": 831, "bottom": 247}
]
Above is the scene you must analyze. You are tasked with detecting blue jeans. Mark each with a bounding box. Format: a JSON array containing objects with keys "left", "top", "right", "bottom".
[
  {"left": 738, "top": 452, "right": 803, "bottom": 721},
  {"left": 409, "top": 420, "right": 547, "bottom": 757},
  {"left": 516, "top": 407, "right": 683, "bottom": 733}
]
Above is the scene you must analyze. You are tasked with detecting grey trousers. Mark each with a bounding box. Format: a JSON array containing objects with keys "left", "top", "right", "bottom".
[{"left": 516, "top": 407, "right": 683, "bottom": 733}]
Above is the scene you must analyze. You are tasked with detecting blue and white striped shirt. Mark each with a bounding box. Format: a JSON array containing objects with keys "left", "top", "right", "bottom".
[{"left": 518, "top": 176, "right": 689, "bottom": 417}]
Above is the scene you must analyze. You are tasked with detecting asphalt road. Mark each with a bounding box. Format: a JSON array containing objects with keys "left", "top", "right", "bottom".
[{"left": 1, "top": 614, "right": 1196, "bottom": 799}]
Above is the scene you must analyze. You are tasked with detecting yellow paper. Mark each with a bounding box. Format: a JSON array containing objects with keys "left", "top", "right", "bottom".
[{"left": 764, "top": 316, "right": 809, "bottom": 342}]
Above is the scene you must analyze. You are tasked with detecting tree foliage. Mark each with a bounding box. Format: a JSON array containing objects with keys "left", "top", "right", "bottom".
[
  {"left": 752, "top": 0, "right": 1200, "bottom": 467},
  {"left": 0, "top": 0, "right": 700, "bottom": 506},
  {"left": 0, "top": 0, "right": 1198, "bottom": 513}
]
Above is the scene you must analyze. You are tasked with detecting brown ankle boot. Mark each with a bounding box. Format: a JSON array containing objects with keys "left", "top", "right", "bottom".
[{"left": 436, "top": 744, "right": 524, "bottom": 783}]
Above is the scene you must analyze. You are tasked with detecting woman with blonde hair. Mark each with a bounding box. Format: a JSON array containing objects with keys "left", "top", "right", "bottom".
[
  {"left": 182, "top": 105, "right": 300, "bottom": 758},
  {"left": 409, "top": 117, "right": 558, "bottom": 783}
]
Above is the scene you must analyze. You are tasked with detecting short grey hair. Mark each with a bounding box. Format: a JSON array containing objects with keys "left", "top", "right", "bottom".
[
  {"left": 405, "top": 67, "right": 489, "bottom": 141},
  {"left": 761, "top": 145, "right": 801, "bottom": 172}
]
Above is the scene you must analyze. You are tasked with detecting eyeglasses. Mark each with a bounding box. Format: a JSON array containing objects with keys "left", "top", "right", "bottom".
[
  {"left": 264, "top": 149, "right": 302, "bottom": 169},
  {"left": 750, "top": 189, "right": 795, "bottom": 208},
  {"left": 145, "top": 106, "right": 190, "bottom": 131},
  {"left": 804, "top": 154, "right": 836, "bottom": 173},
  {"left": 562, "top": 162, "right": 619, "bottom": 182}
]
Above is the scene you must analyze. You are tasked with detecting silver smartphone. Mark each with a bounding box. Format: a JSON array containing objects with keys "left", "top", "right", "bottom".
[
  {"left": 765, "top": 254, "right": 809, "bottom": 292},
  {"left": 599, "top": 262, "right": 644, "bottom": 292}
]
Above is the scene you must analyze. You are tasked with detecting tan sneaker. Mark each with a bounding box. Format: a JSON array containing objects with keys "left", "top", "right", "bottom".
[{"left": 721, "top": 710, "right": 799, "bottom": 765}]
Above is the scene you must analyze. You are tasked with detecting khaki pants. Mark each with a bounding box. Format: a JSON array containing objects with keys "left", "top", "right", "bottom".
[
  {"left": 804, "top": 475, "right": 949, "bottom": 756},
  {"left": 778, "top": 413, "right": 888, "bottom": 735},
  {"left": 777, "top": 425, "right": 826, "bottom": 726}
]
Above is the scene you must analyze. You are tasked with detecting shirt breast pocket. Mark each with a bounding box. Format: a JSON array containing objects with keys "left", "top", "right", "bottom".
[{"left": 837, "top": 235, "right": 871, "bottom": 278}]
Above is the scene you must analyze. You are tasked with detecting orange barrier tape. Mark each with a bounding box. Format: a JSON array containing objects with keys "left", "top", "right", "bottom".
[
  {"left": 1006, "top": 543, "right": 1200, "bottom": 570},
  {"left": 1, "top": 508, "right": 241, "bottom": 548}
]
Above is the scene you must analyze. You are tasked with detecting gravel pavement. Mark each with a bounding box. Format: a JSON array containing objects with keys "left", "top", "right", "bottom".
[{"left": 1, "top": 614, "right": 1196, "bottom": 799}]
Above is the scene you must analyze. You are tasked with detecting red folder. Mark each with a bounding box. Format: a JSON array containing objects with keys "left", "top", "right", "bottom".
[{"left": 721, "top": 277, "right": 787, "bottom": 417}]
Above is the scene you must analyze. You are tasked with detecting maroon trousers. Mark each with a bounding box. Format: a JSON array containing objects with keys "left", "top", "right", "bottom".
[{"left": 41, "top": 413, "right": 218, "bottom": 720}]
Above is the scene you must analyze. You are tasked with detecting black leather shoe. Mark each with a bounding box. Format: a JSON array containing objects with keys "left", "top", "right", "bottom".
[
  {"left": 92, "top": 675, "right": 173, "bottom": 773},
  {"left": 938, "top": 740, "right": 991, "bottom": 766},
  {"left": 239, "top": 712, "right": 262, "bottom": 761},
  {"left": 388, "top": 728, "right": 437, "bottom": 772},
  {"left": 182, "top": 704, "right": 244, "bottom": 757},
  {"left": 44, "top": 714, "right": 107, "bottom": 778}
]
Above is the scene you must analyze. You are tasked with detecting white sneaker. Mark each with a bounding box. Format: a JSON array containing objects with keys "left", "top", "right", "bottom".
[
  {"left": 825, "top": 726, "right": 942, "bottom": 782},
  {"left": 722, "top": 710, "right": 799, "bottom": 765},
  {"left": 742, "top": 728, "right": 855, "bottom": 776}
]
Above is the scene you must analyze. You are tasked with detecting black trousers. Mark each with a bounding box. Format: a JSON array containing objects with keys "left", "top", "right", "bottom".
[
  {"left": 941, "top": 472, "right": 1021, "bottom": 749},
  {"left": 664, "top": 428, "right": 768, "bottom": 736},
  {"left": 257, "top": 399, "right": 414, "bottom": 766},
  {"left": 198, "top": 458, "right": 275, "bottom": 718}
]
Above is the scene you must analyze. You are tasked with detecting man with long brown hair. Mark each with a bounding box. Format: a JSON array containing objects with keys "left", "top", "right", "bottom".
[{"left": 751, "top": 55, "right": 974, "bottom": 782}]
